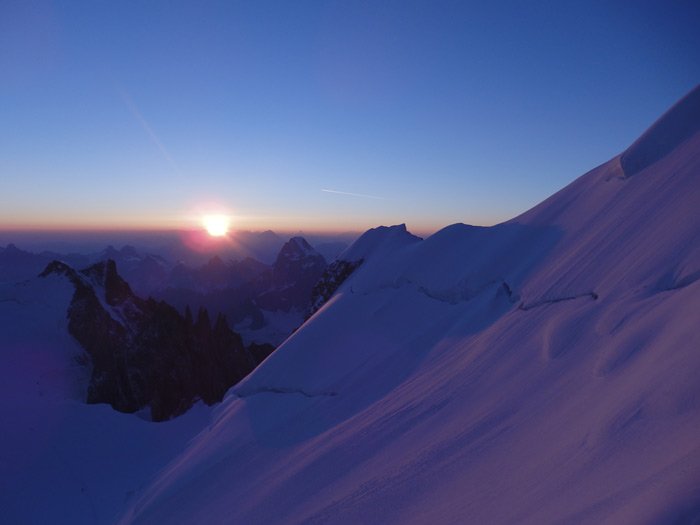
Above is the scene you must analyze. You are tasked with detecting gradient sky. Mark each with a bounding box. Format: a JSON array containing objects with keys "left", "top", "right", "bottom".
[{"left": 1, "top": 1, "right": 699, "bottom": 234}]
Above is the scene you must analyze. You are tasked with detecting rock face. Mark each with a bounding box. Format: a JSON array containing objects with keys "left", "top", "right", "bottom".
[
  {"left": 40, "top": 259, "right": 273, "bottom": 421},
  {"left": 255, "top": 237, "right": 328, "bottom": 312},
  {"left": 308, "top": 259, "right": 364, "bottom": 318}
]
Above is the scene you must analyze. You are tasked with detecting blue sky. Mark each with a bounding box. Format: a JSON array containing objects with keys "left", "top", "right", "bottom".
[{"left": 1, "top": 1, "right": 699, "bottom": 234}]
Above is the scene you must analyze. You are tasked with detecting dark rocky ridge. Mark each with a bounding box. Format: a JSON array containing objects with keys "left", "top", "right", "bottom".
[
  {"left": 307, "top": 259, "right": 364, "bottom": 318},
  {"left": 40, "top": 259, "right": 274, "bottom": 421}
]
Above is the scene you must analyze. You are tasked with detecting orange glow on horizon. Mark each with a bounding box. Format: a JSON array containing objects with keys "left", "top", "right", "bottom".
[{"left": 0, "top": 206, "right": 498, "bottom": 237}]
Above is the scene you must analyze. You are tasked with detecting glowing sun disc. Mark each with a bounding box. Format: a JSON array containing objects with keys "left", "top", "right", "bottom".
[{"left": 202, "top": 215, "right": 230, "bottom": 237}]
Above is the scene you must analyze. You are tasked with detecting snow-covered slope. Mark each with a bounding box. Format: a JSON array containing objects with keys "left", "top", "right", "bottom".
[
  {"left": 621, "top": 83, "right": 700, "bottom": 178},
  {"left": 0, "top": 272, "right": 213, "bottom": 524},
  {"left": 122, "top": 85, "right": 699, "bottom": 524}
]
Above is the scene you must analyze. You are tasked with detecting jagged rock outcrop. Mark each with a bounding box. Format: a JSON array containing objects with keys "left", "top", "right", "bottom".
[
  {"left": 307, "top": 259, "right": 364, "bottom": 318},
  {"left": 247, "top": 342, "right": 276, "bottom": 364},
  {"left": 95, "top": 245, "right": 170, "bottom": 295},
  {"left": 40, "top": 259, "right": 271, "bottom": 421}
]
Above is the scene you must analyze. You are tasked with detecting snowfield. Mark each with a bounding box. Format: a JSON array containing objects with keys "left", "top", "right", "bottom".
[
  {"left": 0, "top": 273, "right": 212, "bottom": 524},
  {"left": 119, "top": 87, "right": 700, "bottom": 524}
]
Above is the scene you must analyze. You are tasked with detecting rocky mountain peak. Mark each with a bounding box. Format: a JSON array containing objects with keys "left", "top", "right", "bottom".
[
  {"left": 275, "top": 236, "right": 323, "bottom": 264},
  {"left": 252, "top": 237, "right": 329, "bottom": 312},
  {"left": 80, "top": 259, "right": 133, "bottom": 306},
  {"left": 39, "top": 260, "right": 78, "bottom": 279},
  {"left": 271, "top": 236, "right": 326, "bottom": 287}
]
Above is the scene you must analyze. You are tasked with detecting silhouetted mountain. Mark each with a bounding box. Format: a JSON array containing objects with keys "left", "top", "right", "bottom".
[
  {"left": 155, "top": 229, "right": 286, "bottom": 266},
  {"left": 256, "top": 237, "right": 328, "bottom": 312},
  {"left": 91, "top": 245, "right": 170, "bottom": 295},
  {"left": 0, "top": 244, "right": 53, "bottom": 282},
  {"left": 153, "top": 236, "right": 329, "bottom": 345},
  {"left": 167, "top": 256, "right": 268, "bottom": 292},
  {"left": 233, "top": 230, "right": 286, "bottom": 263}
]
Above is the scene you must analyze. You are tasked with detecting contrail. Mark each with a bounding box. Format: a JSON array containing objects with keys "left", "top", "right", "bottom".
[
  {"left": 117, "top": 88, "right": 180, "bottom": 173},
  {"left": 321, "top": 188, "right": 385, "bottom": 200}
]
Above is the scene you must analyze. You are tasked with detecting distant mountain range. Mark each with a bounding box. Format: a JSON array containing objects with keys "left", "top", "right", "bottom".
[
  {"left": 0, "top": 229, "right": 354, "bottom": 268},
  {"left": 147, "top": 236, "right": 332, "bottom": 345},
  {"left": 1, "top": 233, "right": 347, "bottom": 346}
]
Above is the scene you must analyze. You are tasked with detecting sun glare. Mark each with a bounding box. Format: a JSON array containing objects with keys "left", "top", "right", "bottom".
[{"left": 202, "top": 214, "right": 230, "bottom": 237}]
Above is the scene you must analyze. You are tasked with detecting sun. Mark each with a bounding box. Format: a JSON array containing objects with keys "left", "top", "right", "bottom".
[{"left": 202, "top": 214, "right": 230, "bottom": 237}]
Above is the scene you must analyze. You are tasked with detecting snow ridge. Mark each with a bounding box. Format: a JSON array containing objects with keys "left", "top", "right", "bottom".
[{"left": 621, "top": 84, "right": 700, "bottom": 177}]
